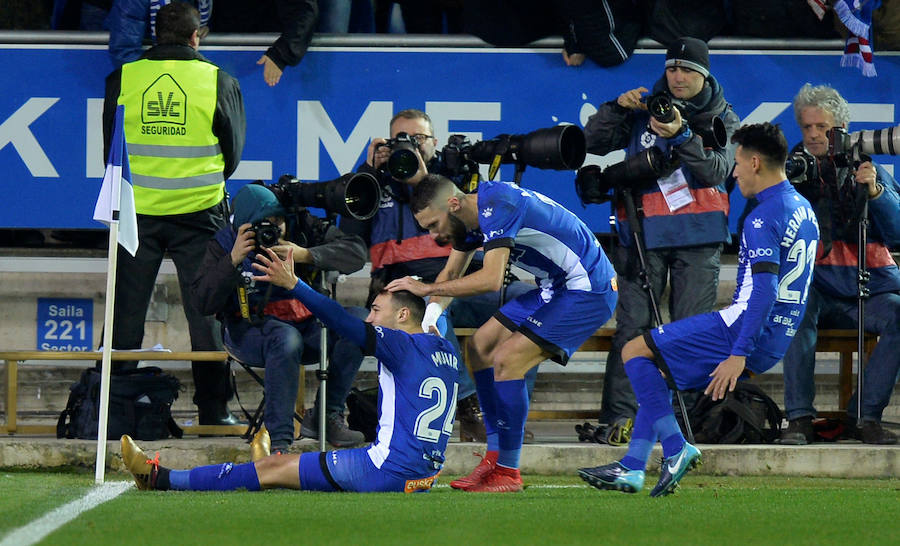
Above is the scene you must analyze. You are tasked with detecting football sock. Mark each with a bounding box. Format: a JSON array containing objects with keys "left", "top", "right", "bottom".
[
  {"left": 473, "top": 368, "right": 500, "bottom": 452},
  {"left": 493, "top": 378, "right": 528, "bottom": 469},
  {"left": 620, "top": 407, "right": 656, "bottom": 471},
  {"left": 168, "top": 462, "right": 261, "bottom": 492},
  {"left": 624, "top": 356, "right": 685, "bottom": 459}
]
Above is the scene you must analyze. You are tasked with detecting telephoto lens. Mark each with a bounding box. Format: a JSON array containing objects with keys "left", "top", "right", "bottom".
[{"left": 646, "top": 93, "right": 676, "bottom": 124}]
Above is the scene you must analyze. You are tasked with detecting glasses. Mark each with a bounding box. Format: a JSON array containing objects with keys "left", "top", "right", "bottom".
[{"left": 411, "top": 133, "right": 434, "bottom": 145}]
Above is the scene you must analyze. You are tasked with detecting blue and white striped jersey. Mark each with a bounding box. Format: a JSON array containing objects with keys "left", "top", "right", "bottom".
[
  {"left": 366, "top": 327, "right": 459, "bottom": 477},
  {"left": 476, "top": 181, "right": 616, "bottom": 294},
  {"left": 719, "top": 181, "right": 820, "bottom": 363}
]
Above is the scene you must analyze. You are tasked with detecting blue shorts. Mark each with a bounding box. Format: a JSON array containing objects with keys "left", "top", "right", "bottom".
[
  {"left": 298, "top": 448, "right": 438, "bottom": 493},
  {"left": 647, "top": 312, "right": 780, "bottom": 390},
  {"left": 496, "top": 287, "right": 616, "bottom": 365}
]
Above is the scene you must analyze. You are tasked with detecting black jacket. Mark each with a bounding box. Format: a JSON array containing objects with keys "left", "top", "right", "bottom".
[
  {"left": 102, "top": 44, "right": 246, "bottom": 180},
  {"left": 209, "top": 0, "right": 318, "bottom": 70}
]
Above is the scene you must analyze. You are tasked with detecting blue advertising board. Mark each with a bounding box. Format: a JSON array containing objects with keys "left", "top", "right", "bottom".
[
  {"left": 1, "top": 44, "right": 898, "bottom": 233},
  {"left": 36, "top": 297, "right": 93, "bottom": 351}
]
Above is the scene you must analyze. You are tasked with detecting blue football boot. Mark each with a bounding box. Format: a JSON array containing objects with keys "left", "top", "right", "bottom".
[
  {"left": 578, "top": 461, "right": 645, "bottom": 493},
  {"left": 650, "top": 442, "right": 702, "bottom": 497}
]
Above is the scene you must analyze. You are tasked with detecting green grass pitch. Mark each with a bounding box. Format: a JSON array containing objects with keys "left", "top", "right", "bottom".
[{"left": 2, "top": 471, "right": 898, "bottom": 545}]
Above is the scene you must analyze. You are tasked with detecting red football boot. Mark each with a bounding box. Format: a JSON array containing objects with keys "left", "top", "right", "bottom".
[
  {"left": 450, "top": 450, "right": 498, "bottom": 490},
  {"left": 466, "top": 465, "right": 523, "bottom": 493}
]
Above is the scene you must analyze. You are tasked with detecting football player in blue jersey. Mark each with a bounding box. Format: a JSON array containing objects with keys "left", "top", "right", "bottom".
[
  {"left": 579, "top": 122, "right": 820, "bottom": 497},
  {"left": 121, "top": 246, "right": 460, "bottom": 494},
  {"left": 387, "top": 174, "right": 619, "bottom": 492}
]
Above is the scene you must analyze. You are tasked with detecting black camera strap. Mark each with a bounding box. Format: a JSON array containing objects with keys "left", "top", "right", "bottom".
[{"left": 237, "top": 282, "right": 272, "bottom": 327}]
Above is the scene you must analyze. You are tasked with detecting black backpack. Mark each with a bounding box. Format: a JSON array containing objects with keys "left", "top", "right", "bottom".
[
  {"left": 346, "top": 386, "right": 379, "bottom": 442},
  {"left": 57, "top": 366, "right": 183, "bottom": 441},
  {"left": 680, "top": 382, "right": 783, "bottom": 444}
]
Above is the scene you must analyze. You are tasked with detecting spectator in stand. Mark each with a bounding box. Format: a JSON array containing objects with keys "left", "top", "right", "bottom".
[
  {"left": 462, "top": 0, "right": 643, "bottom": 68},
  {"left": 107, "top": 0, "right": 212, "bottom": 69},
  {"left": 316, "top": 0, "right": 375, "bottom": 33},
  {"left": 210, "top": 0, "right": 318, "bottom": 87}
]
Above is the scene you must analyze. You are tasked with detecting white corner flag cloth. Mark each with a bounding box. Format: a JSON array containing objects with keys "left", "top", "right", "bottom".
[{"left": 93, "top": 104, "right": 139, "bottom": 256}]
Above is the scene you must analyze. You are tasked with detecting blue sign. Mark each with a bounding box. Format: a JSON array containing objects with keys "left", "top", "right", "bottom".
[
  {"left": 1, "top": 45, "right": 899, "bottom": 234},
  {"left": 36, "top": 297, "right": 93, "bottom": 351}
]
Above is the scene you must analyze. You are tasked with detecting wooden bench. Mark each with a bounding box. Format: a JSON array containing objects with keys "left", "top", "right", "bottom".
[
  {"left": 454, "top": 327, "right": 876, "bottom": 421},
  {"left": 0, "top": 328, "right": 878, "bottom": 435},
  {"left": 0, "top": 350, "right": 250, "bottom": 436}
]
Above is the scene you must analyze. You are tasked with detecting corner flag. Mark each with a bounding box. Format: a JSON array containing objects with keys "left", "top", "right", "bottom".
[{"left": 93, "top": 104, "right": 138, "bottom": 256}]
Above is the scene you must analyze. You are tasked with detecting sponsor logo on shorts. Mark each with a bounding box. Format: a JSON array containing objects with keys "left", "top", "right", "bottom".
[
  {"left": 526, "top": 316, "right": 543, "bottom": 328},
  {"left": 404, "top": 475, "right": 437, "bottom": 493}
]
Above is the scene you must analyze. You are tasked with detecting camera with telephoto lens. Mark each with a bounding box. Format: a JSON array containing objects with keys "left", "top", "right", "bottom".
[
  {"left": 574, "top": 147, "right": 669, "bottom": 205},
  {"left": 646, "top": 92, "right": 676, "bottom": 124},
  {"left": 268, "top": 172, "right": 381, "bottom": 221},
  {"left": 251, "top": 219, "right": 281, "bottom": 249},
  {"left": 377, "top": 132, "right": 421, "bottom": 181},
  {"left": 441, "top": 125, "right": 586, "bottom": 179}
]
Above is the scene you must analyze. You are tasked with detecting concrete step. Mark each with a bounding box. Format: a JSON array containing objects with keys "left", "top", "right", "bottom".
[
  {"left": 1, "top": 434, "right": 898, "bottom": 478},
  {"left": 5, "top": 364, "right": 900, "bottom": 425}
]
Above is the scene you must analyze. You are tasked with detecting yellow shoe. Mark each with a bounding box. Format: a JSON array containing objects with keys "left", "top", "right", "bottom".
[
  {"left": 250, "top": 427, "right": 271, "bottom": 462},
  {"left": 120, "top": 435, "right": 159, "bottom": 491}
]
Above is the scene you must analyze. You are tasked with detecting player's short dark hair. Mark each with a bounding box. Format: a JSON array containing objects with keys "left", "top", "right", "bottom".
[
  {"left": 410, "top": 174, "right": 459, "bottom": 214},
  {"left": 156, "top": 2, "right": 200, "bottom": 46},
  {"left": 379, "top": 289, "right": 425, "bottom": 324},
  {"left": 731, "top": 122, "right": 789, "bottom": 169}
]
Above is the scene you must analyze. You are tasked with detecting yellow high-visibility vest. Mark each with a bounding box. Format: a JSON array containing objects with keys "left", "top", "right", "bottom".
[{"left": 119, "top": 58, "right": 225, "bottom": 215}]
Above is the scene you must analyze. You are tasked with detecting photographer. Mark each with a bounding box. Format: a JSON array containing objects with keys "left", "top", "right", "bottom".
[
  {"left": 342, "top": 108, "right": 537, "bottom": 443},
  {"left": 778, "top": 84, "right": 900, "bottom": 445},
  {"left": 192, "top": 184, "right": 369, "bottom": 452},
  {"left": 583, "top": 37, "right": 739, "bottom": 443}
]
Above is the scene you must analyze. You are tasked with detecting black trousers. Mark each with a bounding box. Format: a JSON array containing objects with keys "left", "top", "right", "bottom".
[{"left": 109, "top": 202, "right": 233, "bottom": 408}]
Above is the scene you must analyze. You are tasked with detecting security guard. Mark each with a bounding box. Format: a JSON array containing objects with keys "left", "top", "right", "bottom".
[{"left": 102, "top": 1, "right": 246, "bottom": 427}]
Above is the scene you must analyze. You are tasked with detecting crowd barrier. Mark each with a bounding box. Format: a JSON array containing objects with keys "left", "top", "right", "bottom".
[{"left": 2, "top": 34, "right": 899, "bottom": 234}]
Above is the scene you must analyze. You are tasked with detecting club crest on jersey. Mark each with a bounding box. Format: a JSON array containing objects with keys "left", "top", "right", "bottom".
[
  {"left": 751, "top": 218, "right": 764, "bottom": 228},
  {"left": 640, "top": 131, "right": 657, "bottom": 148},
  {"left": 481, "top": 207, "right": 493, "bottom": 218}
]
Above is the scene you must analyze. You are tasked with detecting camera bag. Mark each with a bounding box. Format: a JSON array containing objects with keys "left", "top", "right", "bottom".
[
  {"left": 677, "top": 382, "right": 782, "bottom": 444},
  {"left": 57, "top": 366, "right": 183, "bottom": 440},
  {"left": 346, "top": 386, "right": 379, "bottom": 442}
]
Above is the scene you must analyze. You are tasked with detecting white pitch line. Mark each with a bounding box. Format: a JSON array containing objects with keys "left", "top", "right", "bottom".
[
  {"left": 0, "top": 481, "right": 132, "bottom": 546},
  {"left": 434, "top": 484, "right": 588, "bottom": 489}
]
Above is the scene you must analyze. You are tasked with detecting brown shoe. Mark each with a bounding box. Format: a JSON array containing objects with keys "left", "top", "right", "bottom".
[
  {"left": 250, "top": 427, "right": 271, "bottom": 462},
  {"left": 120, "top": 435, "right": 159, "bottom": 491},
  {"left": 457, "top": 394, "right": 486, "bottom": 442}
]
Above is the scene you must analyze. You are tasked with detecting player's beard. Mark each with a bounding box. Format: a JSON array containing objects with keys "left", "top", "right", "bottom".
[{"left": 434, "top": 213, "right": 468, "bottom": 247}]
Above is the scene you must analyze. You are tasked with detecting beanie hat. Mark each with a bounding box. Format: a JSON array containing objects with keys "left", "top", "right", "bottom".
[
  {"left": 231, "top": 184, "right": 285, "bottom": 228},
  {"left": 665, "top": 37, "right": 710, "bottom": 78}
]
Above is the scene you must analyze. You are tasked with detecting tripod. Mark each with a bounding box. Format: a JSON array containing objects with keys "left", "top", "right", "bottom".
[
  {"left": 618, "top": 187, "right": 695, "bottom": 443},
  {"left": 855, "top": 184, "right": 870, "bottom": 424}
]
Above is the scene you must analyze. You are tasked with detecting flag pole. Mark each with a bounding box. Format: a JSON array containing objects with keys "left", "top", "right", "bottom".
[{"left": 95, "top": 220, "right": 120, "bottom": 484}]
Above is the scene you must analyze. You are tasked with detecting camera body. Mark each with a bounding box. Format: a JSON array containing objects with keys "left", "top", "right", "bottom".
[
  {"left": 784, "top": 150, "right": 819, "bottom": 184},
  {"left": 575, "top": 147, "right": 669, "bottom": 205},
  {"left": 251, "top": 219, "right": 281, "bottom": 249},
  {"left": 377, "top": 132, "right": 420, "bottom": 181}
]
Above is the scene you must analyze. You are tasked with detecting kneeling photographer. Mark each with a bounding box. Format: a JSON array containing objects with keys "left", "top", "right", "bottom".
[
  {"left": 192, "top": 182, "right": 369, "bottom": 452},
  {"left": 580, "top": 37, "right": 739, "bottom": 443},
  {"left": 774, "top": 84, "right": 900, "bottom": 445}
]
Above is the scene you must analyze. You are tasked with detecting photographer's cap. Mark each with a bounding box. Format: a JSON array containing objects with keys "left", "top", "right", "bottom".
[
  {"left": 665, "top": 37, "right": 710, "bottom": 78},
  {"left": 232, "top": 184, "right": 285, "bottom": 227}
]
